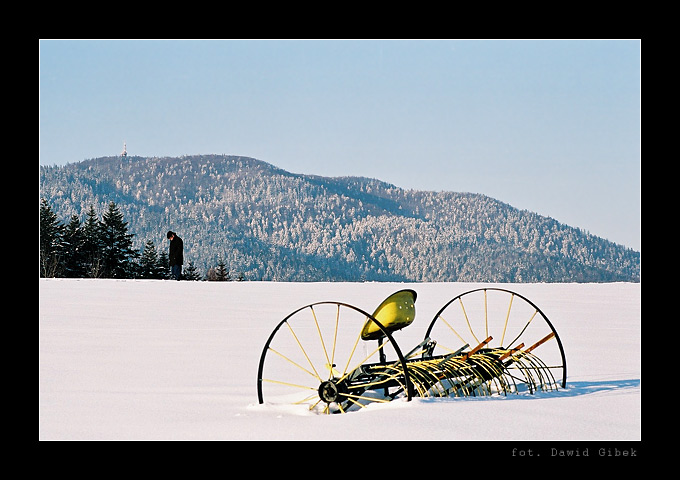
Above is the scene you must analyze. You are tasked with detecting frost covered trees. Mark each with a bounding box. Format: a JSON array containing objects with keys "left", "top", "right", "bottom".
[{"left": 39, "top": 155, "right": 641, "bottom": 283}]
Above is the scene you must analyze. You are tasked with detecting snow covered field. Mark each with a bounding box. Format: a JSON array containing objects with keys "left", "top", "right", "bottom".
[{"left": 39, "top": 279, "right": 640, "bottom": 442}]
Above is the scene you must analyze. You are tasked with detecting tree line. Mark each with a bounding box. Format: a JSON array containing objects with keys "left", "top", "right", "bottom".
[
  {"left": 39, "top": 199, "right": 238, "bottom": 281},
  {"left": 40, "top": 155, "right": 640, "bottom": 283}
]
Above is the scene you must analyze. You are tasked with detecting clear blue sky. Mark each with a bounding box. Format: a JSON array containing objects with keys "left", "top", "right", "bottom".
[{"left": 39, "top": 39, "right": 640, "bottom": 251}]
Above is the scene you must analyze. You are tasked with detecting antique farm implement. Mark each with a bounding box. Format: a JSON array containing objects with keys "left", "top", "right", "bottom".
[{"left": 257, "top": 288, "right": 567, "bottom": 414}]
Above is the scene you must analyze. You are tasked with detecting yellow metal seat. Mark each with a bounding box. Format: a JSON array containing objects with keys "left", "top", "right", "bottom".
[{"left": 361, "top": 289, "right": 417, "bottom": 340}]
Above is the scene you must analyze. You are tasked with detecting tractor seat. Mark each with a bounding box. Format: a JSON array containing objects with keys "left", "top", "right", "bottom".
[{"left": 361, "top": 289, "right": 417, "bottom": 341}]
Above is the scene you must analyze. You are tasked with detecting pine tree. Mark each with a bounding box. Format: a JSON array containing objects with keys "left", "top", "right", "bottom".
[
  {"left": 82, "top": 205, "right": 104, "bottom": 278},
  {"left": 62, "top": 214, "right": 86, "bottom": 277},
  {"left": 39, "top": 199, "right": 64, "bottom": 277},
  {"left": 99, "top": 202, "right": 139, "bottom": 278},
  {"left": 183, "top": 261, "right": 201, "bottom": 281},
  {"left": 139, "top": 240, "right": 163, "bottom": 279},
  {"left": 215, "top": 257, "right": 231, "bottom": 281},
  {"left": 158, "top": 251, "right": 170, "bottom": 279}
]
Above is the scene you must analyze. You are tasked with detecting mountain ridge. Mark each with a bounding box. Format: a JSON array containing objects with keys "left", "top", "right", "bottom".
[{"left": 39, "top": 154, "right": 640, "bottom": 282}]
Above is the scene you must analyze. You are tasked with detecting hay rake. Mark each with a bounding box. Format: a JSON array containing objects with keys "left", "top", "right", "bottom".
[{"left": 257, "top": 288, "right": 567, "bottom": 414}]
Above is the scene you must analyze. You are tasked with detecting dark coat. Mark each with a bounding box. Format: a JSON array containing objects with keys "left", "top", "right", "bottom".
[{"left": 169, "top": 235, "right": 184, "bottom": 266}]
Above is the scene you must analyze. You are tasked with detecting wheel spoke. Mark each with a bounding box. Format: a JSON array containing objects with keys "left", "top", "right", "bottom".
[
  {"left": 285, "top": 321, "right": 322, "bottom": 381},
  {"left": 310, "top": 306, "right": 332, "bottom": 377},
  {"left": 341, "top": 325, "right": 363, "bottom": 379},
  {"left": 329, "top": 304, "right": 340, "bottom": 379},
  {"left": 504, "top": 310, "right": 538, "bottom": 349},
  {"left": 267, "top": 346, "right": 318, "bottom": 379},
  {"left": 458, "top": 297, "right": 480, "bottom": 345},
  {"left": 484, "top": 290, "right": 489, "bottom": 340},
  {"left": 500, "top": 292, "right": 514, "bottom": 347},
  {"left": 261, "top": 377, "right": 317, "bottom": 392},
  {"left": 438, "top": 315, "right": 466, "bottom": 345}
]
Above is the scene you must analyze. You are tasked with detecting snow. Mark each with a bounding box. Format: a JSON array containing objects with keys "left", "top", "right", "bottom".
[{"left": 39, "top": 279, "right": 640, "bottom": 441}]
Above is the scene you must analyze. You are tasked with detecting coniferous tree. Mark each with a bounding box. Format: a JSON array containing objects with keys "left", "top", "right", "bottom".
[
  {"left": 183, "top": 261, "right": 201, "bottom": 281},
  {"left": 82, "top": 205, "right": 104, "bottom": 278},
  {"left": 139, "top": 240, "right": 163, "bottom": 279},
  {"left": 99, "top": 202, "right": 139, "bottom": 278},
  {"left": 39, "top": 199, "right": 64, "bottom": 277},
  {"left": 62, "top": 214, "right": 86, "bottom": 277},
  {"left": 158, "top": 251, "right": 170, "bottom": 279},
  {"left": 215, "top": 257, "right": 231, "bottom": 281}
]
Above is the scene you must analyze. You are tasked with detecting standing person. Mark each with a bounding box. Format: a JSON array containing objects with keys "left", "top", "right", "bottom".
[{"left": 167, "top": 231, "right": 184, "bottom": 280}]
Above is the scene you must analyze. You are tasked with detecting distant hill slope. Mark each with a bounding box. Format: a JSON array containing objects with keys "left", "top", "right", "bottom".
[{"left": 39, "top": 154, "right": 640, "bottom": 282}]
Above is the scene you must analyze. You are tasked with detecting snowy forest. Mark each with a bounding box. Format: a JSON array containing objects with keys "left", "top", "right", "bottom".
[
  {"left": 39, "top": 154, "right": 640, "bottom": 283},
  {"left": 40, "top": 199, "right": 211, "bottom": 280}
]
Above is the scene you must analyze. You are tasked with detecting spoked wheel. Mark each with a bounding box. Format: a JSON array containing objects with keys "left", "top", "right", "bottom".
[
  {"left": 257, "top": 302, "right": 414, "bottom": 414},
  {"left": 423, "top": 288, "right": 567, "bottom": 395}
]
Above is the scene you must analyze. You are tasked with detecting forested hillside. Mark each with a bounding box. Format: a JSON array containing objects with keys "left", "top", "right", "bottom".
[{"left": 39, "top": 154, "right": 640, "bottom": 282}]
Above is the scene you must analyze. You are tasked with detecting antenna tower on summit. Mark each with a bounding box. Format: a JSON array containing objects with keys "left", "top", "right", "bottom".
[{"left": 121, "top": 142, "right": 128, "bottom": 157}]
